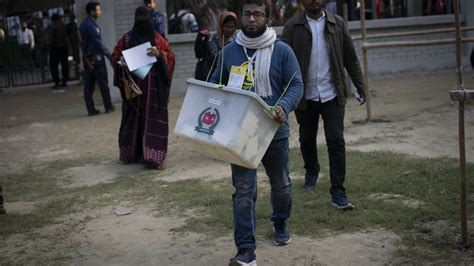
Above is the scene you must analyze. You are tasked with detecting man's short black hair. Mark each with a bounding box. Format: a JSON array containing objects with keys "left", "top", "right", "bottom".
[
  {"left": 143, "top": 0, "right": 152, "bottom": 5},
  {"left": 240, "top": 0, "right": 270, "bottom": 18},
  {"left": 86, "top": 2, "right": 100, "bottom": 15}
]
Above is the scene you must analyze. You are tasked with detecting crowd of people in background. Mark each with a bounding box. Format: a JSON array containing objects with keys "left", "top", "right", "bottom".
[
  {"left": 0, "top": 7, "right": 82, "bottom": 94},
  {"left": 0, "top": 0, "right": 456, "bottom": 91}
]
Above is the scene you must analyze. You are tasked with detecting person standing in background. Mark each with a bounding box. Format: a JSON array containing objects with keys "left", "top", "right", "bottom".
[
  {"left": 271, "top": 0, "right": 284, "bottom": 26},
  {"left": 17, "top": 21, "right": 35, "bottom": 69},
  {"left": 112, "top": 6, "right": 175, "bottom": 170},
  {"left": 49, "top": 14, "right": 70, "bottom": 91},
  {"left": 194, "top": 11, "right": 237, "bottom": 81},
  {"left": 143, "top": 0, "right": 168, "bottom": 38},
  {"left": 168, "top": 3, "right": 199, "bottom": 34},
  {"left": 79, "top": 2, "right": 115, "bottom": 116}
]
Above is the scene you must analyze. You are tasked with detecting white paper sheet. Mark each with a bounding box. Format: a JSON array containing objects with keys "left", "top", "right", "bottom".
[{"left": 122, "top": 42, "right": 157, "bottom": 72}]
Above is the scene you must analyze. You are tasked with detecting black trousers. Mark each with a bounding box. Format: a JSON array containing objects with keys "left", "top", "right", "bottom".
[
  {"left": 295, "top": 99, "right": 346, "bottom": 194},
  {"left": 50, "top": 47, "right": 69, "bottom": 85},
  {"left": 19, "top": 44, "right": 33, "bottom": 69},
  {"left": 83, "top": 62, "right": 113, "bottom": 114}
]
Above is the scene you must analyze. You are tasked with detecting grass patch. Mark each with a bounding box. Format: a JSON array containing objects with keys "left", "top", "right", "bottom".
[
  {"left": 0, "top": 148, "right": 473, "bottom": 263},
  {"left": 0, "top": 158, "right": 97, "bottom": 202}
]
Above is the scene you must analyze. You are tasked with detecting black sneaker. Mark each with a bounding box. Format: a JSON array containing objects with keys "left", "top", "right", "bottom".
[
  {"left": 105, "top": 105, "right": 115, "bottom": 114},
  {"left": 229, "top": 249, "right": 256, "bottom": 266},
  {"left": 303, "top": 174, "right": 319, "bottom": 191},
  {"left": 61, "top": 82, "right": 68, "bottom": 88},
  {"left": 273, "top": 221, "right": 291, "bottom": 246},
  {"left": 88, "top": 109, "right": 101, "bottom": 116},
  {"left": 332, "top": 190, "right": 354, "bottom": 211}
]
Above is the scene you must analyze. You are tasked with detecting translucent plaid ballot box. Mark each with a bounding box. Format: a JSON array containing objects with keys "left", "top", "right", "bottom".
[{"left": 174, "top": 79, "right": 280, "bottom": 169}]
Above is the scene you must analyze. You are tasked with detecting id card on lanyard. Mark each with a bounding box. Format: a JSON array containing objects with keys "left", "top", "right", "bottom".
[
  {"left": 228, "top": 66, "right": 247, "bottom": 89},
  {"left": 227, "top": 47, "right": 257, "bottom": 90}
]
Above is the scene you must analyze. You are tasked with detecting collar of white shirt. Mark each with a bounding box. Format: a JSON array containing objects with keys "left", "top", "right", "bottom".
[{"left": 306, "top": 11, "right": 326, "bottom": 23}]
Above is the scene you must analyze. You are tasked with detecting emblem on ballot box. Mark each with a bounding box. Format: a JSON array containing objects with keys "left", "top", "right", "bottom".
[{"left": 195, "top": 107, "right": 220, "bottom": 136}]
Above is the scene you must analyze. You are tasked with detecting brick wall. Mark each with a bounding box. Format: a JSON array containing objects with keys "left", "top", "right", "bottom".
[
  {"left": 352, "top": 25, "right": 458, "bottom": 75},
  {"left": 170, "top": 41, "right": 198, "bottom": 80},
  {"left": 113, "top": 0, "right": 143, "bottom": 40}
]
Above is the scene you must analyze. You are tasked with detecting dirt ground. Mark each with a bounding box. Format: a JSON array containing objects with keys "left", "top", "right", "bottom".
[{"left": 1, "top": 70, "right": 474, "bottom": 265}]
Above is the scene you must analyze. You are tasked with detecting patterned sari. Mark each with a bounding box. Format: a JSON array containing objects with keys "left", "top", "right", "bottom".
[{"left": 112, "top": 32, "right": 175, "bottom": 166}]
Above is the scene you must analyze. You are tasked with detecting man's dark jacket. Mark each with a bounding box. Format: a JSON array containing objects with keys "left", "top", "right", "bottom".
[{"left": 281, "top": 9, "right": 365, "bottom": 108}]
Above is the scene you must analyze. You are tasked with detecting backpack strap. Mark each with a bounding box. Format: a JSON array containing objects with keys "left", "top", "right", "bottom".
[{"left": 177, "top": 11, "right": 188, "bottom": 20}]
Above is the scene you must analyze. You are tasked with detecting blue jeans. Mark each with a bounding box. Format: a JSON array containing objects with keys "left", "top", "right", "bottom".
[
  {"left": 83, "top": 62, "right": 113, "bottom": 114},
  {"left": 231, "top": 138, "right": 292, "bottom": 250}
]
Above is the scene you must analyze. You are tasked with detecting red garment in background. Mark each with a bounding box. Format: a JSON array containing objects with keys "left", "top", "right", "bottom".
[
  {"left": 433, "top": 0, "right": 445, "bottom": 15},
  {"left": 376, "top": 0, "right": 382, "bottom": 18}
]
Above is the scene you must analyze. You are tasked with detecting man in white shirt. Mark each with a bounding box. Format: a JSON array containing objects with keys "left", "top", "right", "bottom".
[
  {"left": 17, "top": 21, "right": 35, "bottom": 50},
  {"left": 282, "top": 0, "right": 366, "bottom": 211},
  {"left": 17, "top": 21, "right": 35, "bottom": 68}
]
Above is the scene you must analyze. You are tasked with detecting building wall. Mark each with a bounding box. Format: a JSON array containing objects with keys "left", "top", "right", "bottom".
[
  {"left": 113, "top": 0, "right": 142, "bottom": 40},
  {"left": 349, "top": 15, "right": 466, "bottom": 75}
]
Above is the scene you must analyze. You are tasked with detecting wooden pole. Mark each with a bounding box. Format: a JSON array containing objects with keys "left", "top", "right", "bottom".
[
  {"left": 360, "top": 0, "right": 372, "bottom": 122},
  {"left": 453, "top": 0, "right": 468, "bottom": 248}
]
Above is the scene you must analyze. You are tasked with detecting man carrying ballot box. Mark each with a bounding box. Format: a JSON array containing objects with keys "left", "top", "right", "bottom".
[{"left": 209, "top": 1, "right": 303, "bottom": 265}]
